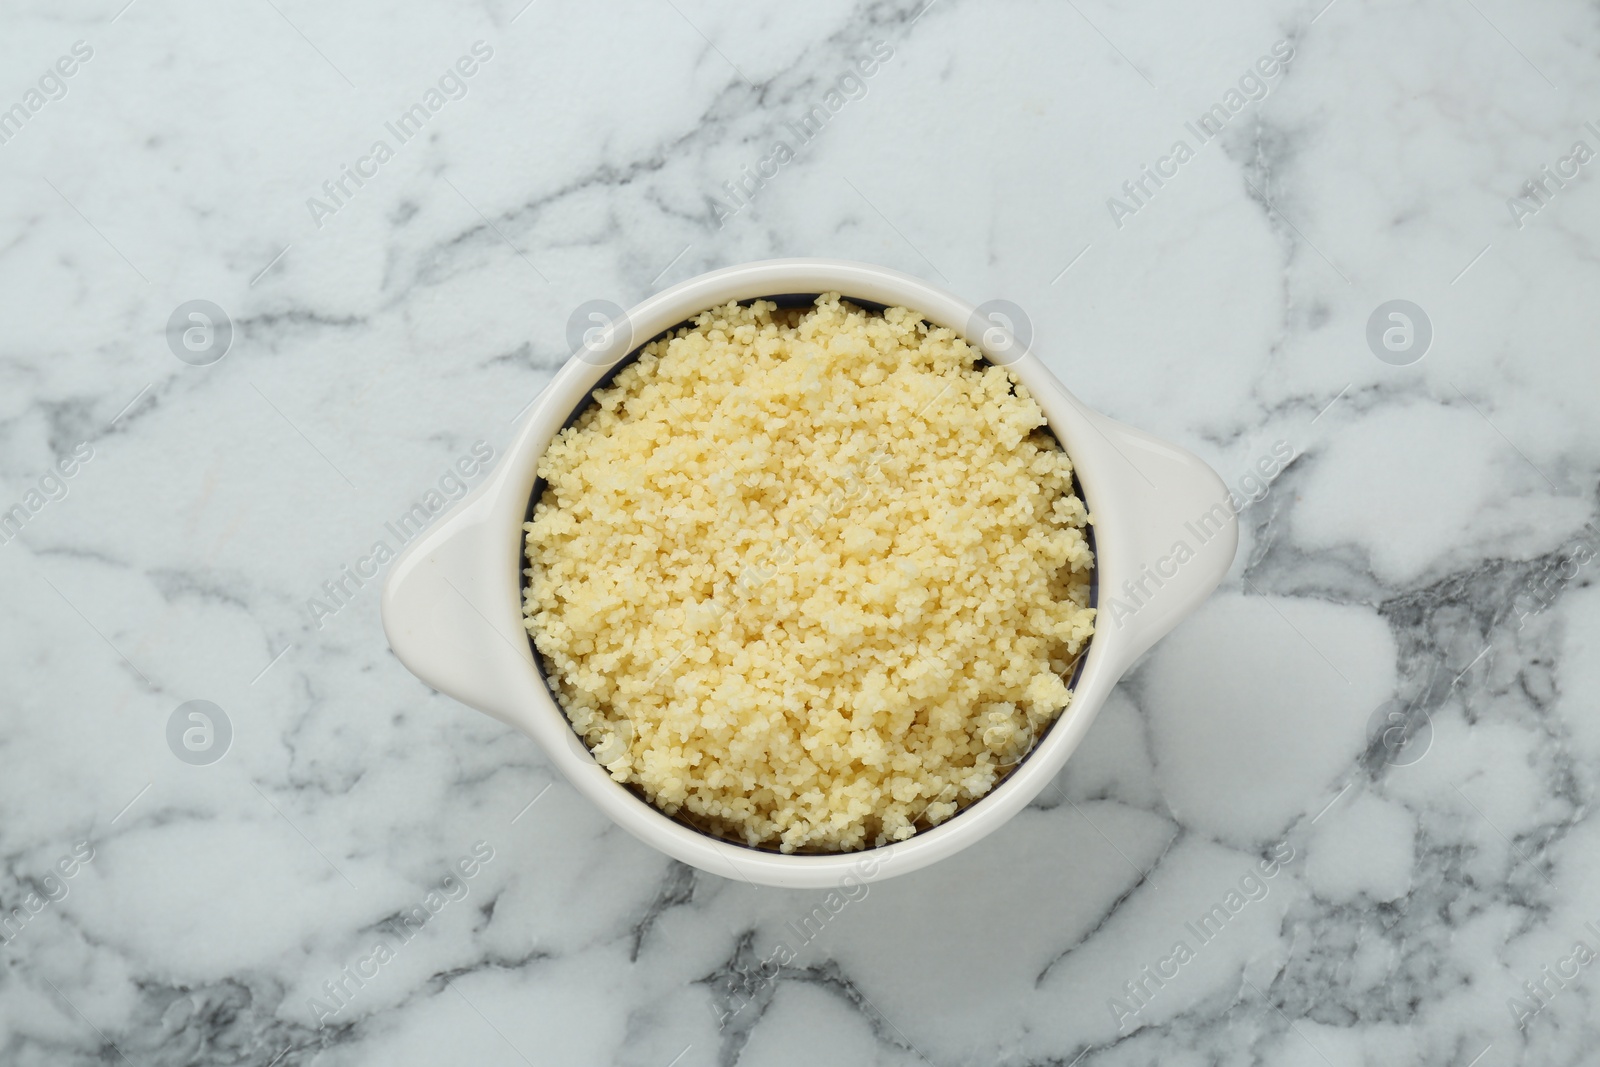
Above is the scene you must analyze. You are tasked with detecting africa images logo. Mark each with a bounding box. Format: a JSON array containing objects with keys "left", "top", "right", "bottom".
[
  {"left": 305, "top": 42, "right": 495, "bottom": 229},
  {"left": 1105, "top": 39, "right": 1294, "bottom": 229},
  {"left": 709, "top": 41, "right": 894, "bottom": 227},
  {"left": 1108, "top": 841, "right": 1296, "bottom": 1031},
  {"left": 305, "top": 441, "right": 495, "bottom": 629}
]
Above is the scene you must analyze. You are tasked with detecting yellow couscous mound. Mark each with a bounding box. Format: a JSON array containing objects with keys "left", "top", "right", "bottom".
[{"left": 522, "top": 294, "right": 1095, "bottom": 852}]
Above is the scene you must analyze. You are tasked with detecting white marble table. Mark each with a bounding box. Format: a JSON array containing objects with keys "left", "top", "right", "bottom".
[{"left": 3, "top": 0, "right": 1598, "bottom": 1064}]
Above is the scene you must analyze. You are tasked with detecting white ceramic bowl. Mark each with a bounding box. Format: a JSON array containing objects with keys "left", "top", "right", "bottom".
[{"left": 382, "top": 259, "right": 1236, "bottom": 888}]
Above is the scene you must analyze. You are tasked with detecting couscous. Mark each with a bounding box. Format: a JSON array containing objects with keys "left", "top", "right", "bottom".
[{"left": 522, "top": 294, "right": 1095, "bottom": 852}]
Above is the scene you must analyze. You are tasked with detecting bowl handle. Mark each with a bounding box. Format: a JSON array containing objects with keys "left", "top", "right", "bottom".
[
  {"left": 380, "top": 486, "right": 546, "bottom": 735},
  {"left": 1079, "top": 410, "right": 1238, "bottom": 673}
]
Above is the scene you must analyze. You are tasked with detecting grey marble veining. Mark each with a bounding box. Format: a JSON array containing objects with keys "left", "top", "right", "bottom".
[{"left": 3, "top": 0, "right": 1600, "bottom": 1064}]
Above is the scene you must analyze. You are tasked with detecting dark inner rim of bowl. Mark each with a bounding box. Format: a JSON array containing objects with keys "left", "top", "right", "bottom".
[{"left": 520, "top": 293, "right": 1100, "bottom": 856}]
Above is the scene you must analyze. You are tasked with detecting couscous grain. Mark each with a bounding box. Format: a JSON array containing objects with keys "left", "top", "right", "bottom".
[{"left": 523, "top": 294, "right": 1095, "bottom": 852}]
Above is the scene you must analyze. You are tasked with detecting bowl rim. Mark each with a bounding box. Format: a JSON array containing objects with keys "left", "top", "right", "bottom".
[
  {"left": 382, "top": 258, "right": 1236, "bottom": 889},
  {"left": 518, "top": 316, "right": 1101, "bottom": 857}
]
